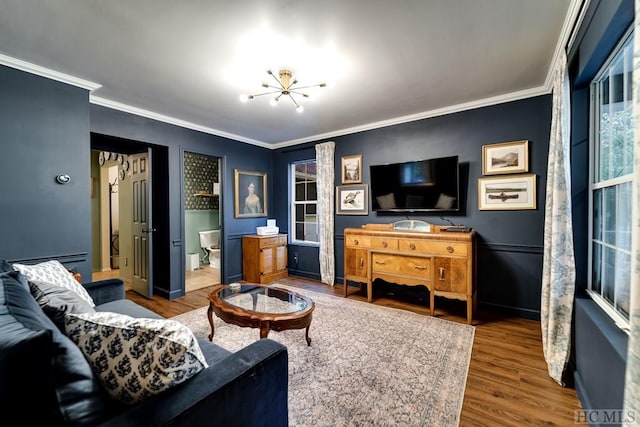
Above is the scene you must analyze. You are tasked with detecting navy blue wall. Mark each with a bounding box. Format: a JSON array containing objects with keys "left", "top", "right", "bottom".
[
  {"left": 569, "top": 0, "right": 633, "bottom": 414},
  {"left": 0, "top": 65, "right": 93, "bottom": 278},
  {"left": 275, "top": 95, "right": 552, "bottom": 318},
  {"left": 90, "top": 105, "right": 273, "bottom": 298}
]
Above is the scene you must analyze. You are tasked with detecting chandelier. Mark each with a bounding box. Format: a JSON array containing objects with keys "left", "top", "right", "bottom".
[{"left": 240, "top": 69, "right": 326, "bottom": 113}]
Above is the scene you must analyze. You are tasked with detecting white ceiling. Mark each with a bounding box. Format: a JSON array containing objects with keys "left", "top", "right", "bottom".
[{"left": 0, "top": 0, "right": 579, "bottom": 148}]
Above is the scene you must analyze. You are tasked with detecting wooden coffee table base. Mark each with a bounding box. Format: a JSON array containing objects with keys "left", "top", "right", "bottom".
[{"left": 207, "top": 286, "right": 314, "bottom": 346}]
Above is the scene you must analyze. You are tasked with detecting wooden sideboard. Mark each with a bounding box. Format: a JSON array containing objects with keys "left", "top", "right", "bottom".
[
  {"left": 242, "top": 234, "right": 288, "bottom": 284},
  {"left": 343, "top": 224, "right": 476, "bottom": 324}
]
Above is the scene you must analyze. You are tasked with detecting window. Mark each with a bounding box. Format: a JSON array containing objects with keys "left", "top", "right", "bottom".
[
  {"left": 589, "top": 28, "right": 634, "bottom": 330},
  {"left": 291, "top": 161, "right": 318, "bottom": 244}
]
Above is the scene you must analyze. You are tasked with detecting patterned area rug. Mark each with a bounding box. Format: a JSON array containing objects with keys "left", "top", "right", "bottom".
[{"left": 172, "top": 285, "right": 475, "bottom": 427}]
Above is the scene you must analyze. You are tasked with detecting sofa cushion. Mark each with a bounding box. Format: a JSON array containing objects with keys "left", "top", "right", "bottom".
[
  {"left": 0, "top": 271, "right": 108, "bottom": 425},
  {"left": 96, "top": 298, "right": 164, "bottom": 319},
  {"left": 13, "top": 260, "right": 95, "bottom": 307},
  {"left": 29, "top": 279, "right": 96, "bottom": 330},
  {"left": 65, "top": 312, "right": 208, "bottom": 405}
]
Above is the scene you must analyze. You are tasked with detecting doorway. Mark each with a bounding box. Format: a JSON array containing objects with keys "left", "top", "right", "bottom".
[
  {"left": 91, "top": 133, "right": 169, "bottom": 299},
  {"left": 183, "top": 151, "right": 222, "bottom": 292}
]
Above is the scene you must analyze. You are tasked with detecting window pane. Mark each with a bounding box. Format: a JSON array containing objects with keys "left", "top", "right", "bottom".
[
  {"left": 593, "top": 188, "right": 602, "bottom": 241},
  {"left": 617, "top": 181, "right": 632, "bottom": 251},
  {"left": 592, "top": 243, "right": 602, "bottom": 293},
  {"left": 295, "top": 222, "right": 304, "bottom": 240},
  {"left": 603, "top": 247, "right": 616, "bottom": 305},
  {"left": 307, "top": 182, "right": 317, "bottom": 200},
  {"left": 295, "top": 204, "right": 304, "bottom": 222},
  {"left": 306, "top": 204, "right": 316, "bottom": 215},
  {"left": 295, "top": 183, "right": 305, "bottom": 200},
  {"left": 615, "top": 250, "right": 630, "bottom": 317},
  {"left": 603, "top": 186, "right": 616, "bottom": 245},
  {"left": 304, "top": 222, "right": 318, "bottom": 242}
]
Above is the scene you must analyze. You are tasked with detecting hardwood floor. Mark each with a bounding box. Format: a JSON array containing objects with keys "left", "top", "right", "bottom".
[{"left": 125, "top": 275, "right": 582, "bottom": 426}]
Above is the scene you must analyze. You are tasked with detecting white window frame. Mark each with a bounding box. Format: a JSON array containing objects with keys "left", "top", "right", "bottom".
[
  {"left": 587, "top": 26, "right": 634, "bottom": 333},
  {"left": 290, "top": 160, "right": 319, "bottom": 246}
]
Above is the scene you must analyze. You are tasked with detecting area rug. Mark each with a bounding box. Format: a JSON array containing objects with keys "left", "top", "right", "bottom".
[{"left": 172, "top": 285, "right": 475, "bottom": 427}]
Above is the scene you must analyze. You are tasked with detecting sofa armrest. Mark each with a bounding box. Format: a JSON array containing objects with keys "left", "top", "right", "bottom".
[
  {"left": 97, "top": 338, "right": 289, "bottom": 427},
  {"left": 83, "top": 279, "right": 126, "bottom": 305}
]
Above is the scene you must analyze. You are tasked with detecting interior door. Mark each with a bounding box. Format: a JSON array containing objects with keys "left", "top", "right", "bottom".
[{"left": 131, "top": 150, "right": 153, "bottom": 298}]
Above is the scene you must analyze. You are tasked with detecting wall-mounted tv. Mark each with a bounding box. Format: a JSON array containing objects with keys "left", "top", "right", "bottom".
[{"left": 370, "top": 155, "right": 460, "bottom": 213}]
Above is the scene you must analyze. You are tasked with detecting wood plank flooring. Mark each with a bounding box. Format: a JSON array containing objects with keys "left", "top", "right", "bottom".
[{"left": 125, "top": 275, "right": 582, "bottom": 426}]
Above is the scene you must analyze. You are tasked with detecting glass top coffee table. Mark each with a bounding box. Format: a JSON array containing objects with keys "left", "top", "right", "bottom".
[{"left": 207, "top": 284, "right": 315, "bottom": 346}]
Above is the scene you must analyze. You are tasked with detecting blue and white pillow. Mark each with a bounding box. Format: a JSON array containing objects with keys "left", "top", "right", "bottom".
[
  {"left": 64, "top": 312, "right": 208, "bottom": 404},
  {"left": 13, "top": 260, "right": 95, "bottom": 307}
]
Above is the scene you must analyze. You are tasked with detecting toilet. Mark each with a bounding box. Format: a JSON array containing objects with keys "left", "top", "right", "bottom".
[{"left": 198, "top": 230, "right": 221, "bottom": 268}]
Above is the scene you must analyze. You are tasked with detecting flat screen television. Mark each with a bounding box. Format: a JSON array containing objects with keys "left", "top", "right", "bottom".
[{"left": 370, "top": 155, "right": 460, "bottom": 213}]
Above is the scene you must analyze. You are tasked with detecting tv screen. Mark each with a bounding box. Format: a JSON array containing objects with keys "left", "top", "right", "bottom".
[{"left": 370, "top": 155, "right": 460, "bottom": 213}]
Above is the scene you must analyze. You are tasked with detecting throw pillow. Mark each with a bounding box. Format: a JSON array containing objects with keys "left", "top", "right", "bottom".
[
  {"left": 13, "top": 260, "right": 95, "bottom": 307},
  {"left": 65, "top": 312, "right": 208, "bottom": 404},
  {"left": 376, "top": 192, "right": 396, "bottom": 209},
  {"left": 29, "top": 279, "right": 96, "bottom": 330}
]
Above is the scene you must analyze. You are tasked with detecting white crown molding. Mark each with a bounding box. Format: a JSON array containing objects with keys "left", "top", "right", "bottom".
[
  {"left": 89, "top": 96, "right": 271, "bottom": 148},
  {"left": 271, "top": 85, "right": 551, "bottom": 149},
  {"left": 0, "top": 52, "right": 101, "bottom": 91}
]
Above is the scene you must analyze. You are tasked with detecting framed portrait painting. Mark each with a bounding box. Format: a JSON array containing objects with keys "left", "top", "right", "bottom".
[
  {"left": 336, "top": 184, "right": 368, "bottom": 215},
  {"left": 478, "top": 174, "right": 536, "bottom": 210},
  {"left": 234, "top": 169, "right": 267, "bottom": 218},
  {"left": 482, "top": 140, "right": 529, "bottom": 175},
  {"left": 341, "top": 155, "right": 363, "bottom": 184}
]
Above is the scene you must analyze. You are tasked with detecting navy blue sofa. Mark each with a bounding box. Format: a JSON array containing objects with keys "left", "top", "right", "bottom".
[{"left": 0, "top": 268, "right": 289, "bottom": 426}]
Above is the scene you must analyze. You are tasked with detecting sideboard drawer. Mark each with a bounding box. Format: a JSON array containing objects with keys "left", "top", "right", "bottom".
[
  {"left": 372, "top": 254, "right": 432, "bottom": 279},
  {"left": 400, "top": 240, "right": 468, "bottom": 256},
  {"left": 345, "top": 235, "right": 371, "bottom": 248},
  {"left": 259, "top": 236, "right": 287, "bottom": 248},
  {"left": 370, "top": 237, "right": 398, "bottom": 250}
]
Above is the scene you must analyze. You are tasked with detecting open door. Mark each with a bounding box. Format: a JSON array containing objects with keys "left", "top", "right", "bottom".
[{"left": 131, "top": 150, "right": 153, "bottom": 298}]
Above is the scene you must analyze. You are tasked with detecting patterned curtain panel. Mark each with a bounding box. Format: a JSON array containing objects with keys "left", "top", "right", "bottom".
[
  {"left": 541, "top": 50, "right": 576, "bottom": 386},
  {"left": 315, "top": 142, "right": 336, "bottom": 285},
  {"left": 623, "top": 8, "right": 640, "bottom": 423}
]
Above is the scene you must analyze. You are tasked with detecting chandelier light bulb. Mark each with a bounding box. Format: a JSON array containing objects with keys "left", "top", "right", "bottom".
[
  {"left": 296, "top": 105, "right": 304, "bottom": 113},
  {"left": 270, "top": 98, "right": 278, "bottom": 106},
  {"left": 239, "top": 94, "right": 249, "bottom": 103}
]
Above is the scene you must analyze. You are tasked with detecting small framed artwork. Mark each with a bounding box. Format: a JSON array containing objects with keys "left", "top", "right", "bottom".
[
  {"left": 336, "top": 184, "right": 368, "bottom": 215},
  {"left": 234, "top": 169, "right": 267, "bottom": 218},
  {"left": 478, "top": 174, "right": 536, "bottom": 210},
  {"left": 341, "top": 154, "right": 363, "bottom": 184},
  {"left": 482, "top": 140, "right": 529, "bottom": 175}
]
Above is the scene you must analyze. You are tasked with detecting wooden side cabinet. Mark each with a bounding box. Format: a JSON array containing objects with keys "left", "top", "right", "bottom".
[
  {"left": 343, "top": 225, "right": 476, "bottom": 324},
  {"left": 242, "top": 234, "right": 288, "bottom": 284}
]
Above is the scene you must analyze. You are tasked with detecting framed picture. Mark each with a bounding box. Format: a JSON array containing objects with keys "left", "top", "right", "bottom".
[
  {"left": 234, "top": 169, "right": 267, "bottom": 218},
  {"left": 336, "top": 184, "right": 368, "bottom": 215},
  {"left": 478, "top": 174, "right": 536, "bottom": 210},
  {"left": 341, "top": 154, "right": 363, "bottom": 184},
  {"left": 482, "top": 140, "right": 529, "bottom": 175}
]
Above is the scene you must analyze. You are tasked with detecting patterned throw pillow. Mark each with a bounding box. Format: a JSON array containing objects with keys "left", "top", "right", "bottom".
[
  {"left": 13, "top": 260, "right": 95, "bottom": 307},
  {"left": 64, "top": 312, "right": 208, "bottom": 404},
  {"left": 29, "top": 279, "right": 96, "bottom": 330}
]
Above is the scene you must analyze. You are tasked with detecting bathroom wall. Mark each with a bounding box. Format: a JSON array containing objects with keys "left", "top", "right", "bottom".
[{"left": 183, "top": 152, "right": 220, "bottom": 259}]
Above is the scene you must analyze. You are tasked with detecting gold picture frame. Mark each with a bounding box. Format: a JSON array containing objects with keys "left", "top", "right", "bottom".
[
  {"left": 234, "top": 169, "right": 267, "bottom": 218},
  {"left": 341, "top": 154, "right": 363, "bottom": 184},
  {"left": 478, "top": 174, "right": 536, "bottom": 210},
  {"left": 336, "top": 184, "right": 368, "bottom": 215},
  {"left": 482, "top": 140, "right": 529, "bottom": 175}
]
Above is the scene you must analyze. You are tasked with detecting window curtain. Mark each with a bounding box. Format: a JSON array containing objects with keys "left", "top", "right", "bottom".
[
  {"left": 623, "top": 8, "right": 640, "bottom": 423},
  {"left": 315, "top": 141, "right": 335, "bottom": 286},
  {"left": 541, "top": 50, "right": 575, "bottom": 386}
]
